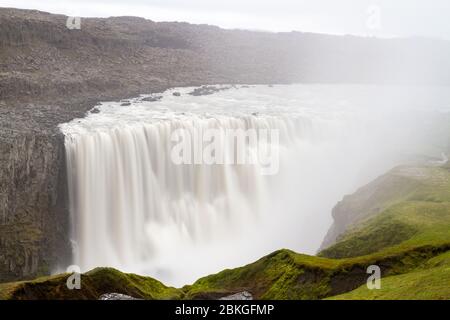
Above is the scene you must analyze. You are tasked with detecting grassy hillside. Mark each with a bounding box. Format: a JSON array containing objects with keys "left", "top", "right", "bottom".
[
  {"left": 328, "top": 251, "right": 450, "bottom": 300},
  {"left": 1, "top": 242, "right": 448, "bottom": 300},
  {"left": 183, "top": 244, "right": 450, "bottom": 300},
  {"left": 319, "top": 165, "right": 450, "bottom": 259}
]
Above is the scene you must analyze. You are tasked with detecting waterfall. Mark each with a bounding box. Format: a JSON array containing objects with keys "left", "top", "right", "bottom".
[
  {"left": 62, "top": 106, "right": 329, "bottom": 284},
  {"left": 64, "top": 116, "right": 280, "bottom": 269},
  {"left": 60, "top": 85, "right": 449, "bottom": 285}
]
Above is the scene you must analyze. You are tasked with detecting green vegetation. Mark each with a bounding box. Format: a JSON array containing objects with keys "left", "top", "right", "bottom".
[
  {"left": 328, "top": 251, "right": 450, "bottom": 300},
  {"left": 0, "top": 220, "right": 46, "bottom": 281},
  {"left": 3, "top": 243, "right": 448, "bottom": 300},
  {"left": 0, "top": 267, "right": 182, "bottom": 300},
  {"left": 182, "top": 249, "right": 338, "bottom": 300},
  {"left": 183, "top": 244, "right": 450, "bottom": 300},
  {"left": 319, "top": 166, "right": 450, "bottom": 259}
]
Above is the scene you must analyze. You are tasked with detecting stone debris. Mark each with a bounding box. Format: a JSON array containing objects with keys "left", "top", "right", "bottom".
[
  {"left": 141, "top": 96, "right": 162, "bottom": 102},
  {"left": 99, "top": 293, "right": 142, "bottom": 300},
  {"left": 188, "top": 85, "right": 231, "bottom": 96},
  {"left": 219, "top": 291, "right": 253, "bottom": 300}
]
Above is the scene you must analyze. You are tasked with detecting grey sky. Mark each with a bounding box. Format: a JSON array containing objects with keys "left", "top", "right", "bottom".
[{"left": 1, "top": 0, "right": 450, "bottom": 39}]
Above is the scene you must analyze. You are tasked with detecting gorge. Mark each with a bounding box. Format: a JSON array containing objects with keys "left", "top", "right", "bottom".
[{"left": 1, "top": 8, "right": 450, "bottom": 298}]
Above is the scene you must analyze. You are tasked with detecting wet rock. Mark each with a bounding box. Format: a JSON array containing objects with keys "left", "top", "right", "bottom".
[
  {"left": 120, "top": 102, "right": 131, "bottom": 106},
  {"left": 99, "top": 293, "right": 142, "bottom": 300},
  {"left": 188, "top": 85, "right": 231, "bottom": 96},
  {"left": 219, "top": 291, "right": 253, "bottom": 300},
  {"left": 172, "top": 92, "right": 181, "bottom": 97},
  {"left": 141, "top": 96, "right": 162, "bottom": 102}
]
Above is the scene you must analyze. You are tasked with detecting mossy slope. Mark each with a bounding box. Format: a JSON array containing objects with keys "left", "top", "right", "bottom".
[
  {"left": 0, "top": 267, "right": 182, "bottom": 300},
  {"left": 1, "top": 245, "right": 449, "bottom": 300},
  {"left": 319, "top": 165, "right": 450, "bottom": 259},
  {"left": 183, "top": 243, "right": 450, "bottom": 299},
  {"left": 328, "top": 251, "right": 450, "bottom": 300}
]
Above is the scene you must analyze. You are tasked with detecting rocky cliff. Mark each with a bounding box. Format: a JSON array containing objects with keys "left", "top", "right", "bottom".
[
  {"left": 1, "top": 7, "right": 450, "bottom": 283},
  {"left": 0, "top": 126, "right": 69, "bottom": 281}
]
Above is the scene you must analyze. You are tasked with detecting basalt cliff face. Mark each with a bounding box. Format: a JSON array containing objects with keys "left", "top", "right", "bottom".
[
  {"left": 0, "top": 125, "right": 69, "bottom": 281},
  {"left": 1, "top": 7, "right": 450, "bottom": 282}
]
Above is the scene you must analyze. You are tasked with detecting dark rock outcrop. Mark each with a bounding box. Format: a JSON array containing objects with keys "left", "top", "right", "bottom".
[
  {"left": 141, "top": 95, "right": 162, "bottom": 102},
  {"left": 0, "top": 107, "right": 72, "bottom": 282},
  {"left": 188, "top": 85, "right": 231, "bottom": 96},
  {"left": 219, "top": 291, "right": 253, "bottom": 300},
  {"left": 99, "top": 293, "right": 142, "bottom": 300}
]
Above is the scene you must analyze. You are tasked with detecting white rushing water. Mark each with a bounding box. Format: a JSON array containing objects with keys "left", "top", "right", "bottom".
[{"left": 60, "top": 84, "right": 450, "bottom": 286}]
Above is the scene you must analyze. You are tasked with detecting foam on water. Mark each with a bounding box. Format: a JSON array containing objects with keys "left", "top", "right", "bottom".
[{"left": 60, "top": 84, "right": 450, "bottom": 286}]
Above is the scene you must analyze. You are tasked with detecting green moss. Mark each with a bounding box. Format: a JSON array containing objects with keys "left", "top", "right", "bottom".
[
  {"left": 0, "top": 267, "right": 182, "bottom": 300},
  {"left": 320, "top": 202, "right": 450, "bottom": 259},
  {"left": 2, "top": 244, "right": 449, "bottom": 300},
  {"left": 320, "top": 166, "right": 450, "bottom": 259},
  {"left": 319, "top": 216, "right": 418, "bottom": 259},
  {"left": 327, "top": 251, "right": 450, "bottom": 300},
  {"left": 183, "top": 243, "right": 450, "bottom": 300},
  {"left": 183, "top": 249, "right": 337, "bottom": 300}
]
